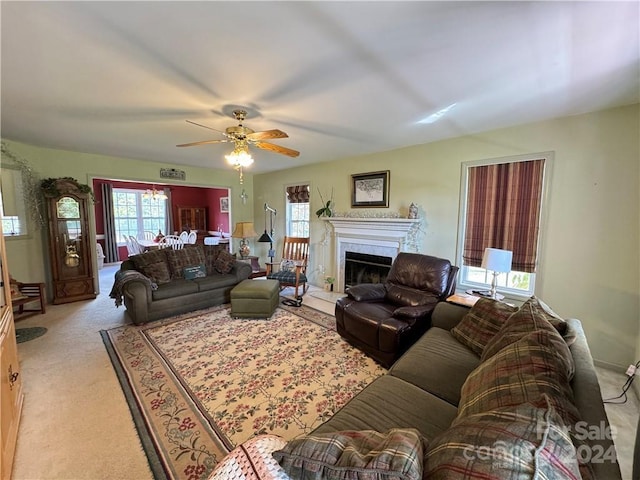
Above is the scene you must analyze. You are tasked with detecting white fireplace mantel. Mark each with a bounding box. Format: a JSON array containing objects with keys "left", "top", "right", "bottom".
[{"left": 325, "top": 217, "right": 419, "bottom": 292}]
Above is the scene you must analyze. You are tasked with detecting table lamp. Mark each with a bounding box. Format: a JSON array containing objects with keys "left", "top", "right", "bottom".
[
  {"left": 232, "top": 222, "right": 258, "bottom": 258},
  {"left": 481, "top": 248, "right": 513, "bottom": 299}
]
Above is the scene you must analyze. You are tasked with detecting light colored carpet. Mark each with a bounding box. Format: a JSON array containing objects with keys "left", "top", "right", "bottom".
[{"left": 10, "top": 263, "right": 639, "bottom": 479}]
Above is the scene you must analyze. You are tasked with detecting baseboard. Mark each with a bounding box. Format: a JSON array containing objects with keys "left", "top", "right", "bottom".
[{"left": 593, "top": 358, "right": 626, "bottom": 372}]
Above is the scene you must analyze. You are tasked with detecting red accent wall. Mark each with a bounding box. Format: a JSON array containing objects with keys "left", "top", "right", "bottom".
[{"left": 92, "top": 179, "right": 229, "bottom": 261}]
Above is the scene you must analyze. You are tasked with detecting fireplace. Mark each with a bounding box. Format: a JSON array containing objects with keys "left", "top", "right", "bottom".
[
  {"left": 344, "top": 252, "right": 392, "bottom": 289},
  {"left": 326, "top": 217, "right": 420, "bottom": 293}
]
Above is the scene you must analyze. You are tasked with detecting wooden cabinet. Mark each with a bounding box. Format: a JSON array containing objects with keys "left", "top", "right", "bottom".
[
  {"left": 0, "top": 222, "right": 24, "bottom": 480},
  {"left": 177, "top": 206, "right": 208, "bottom": 233},
  {"left": 44, "top": 179, "right": 96, "bottom": 304}
]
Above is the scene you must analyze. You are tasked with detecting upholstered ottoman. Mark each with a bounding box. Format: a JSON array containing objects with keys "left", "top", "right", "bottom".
[{"left": 230, "top": 279, "right": 280, "bottom": 318}]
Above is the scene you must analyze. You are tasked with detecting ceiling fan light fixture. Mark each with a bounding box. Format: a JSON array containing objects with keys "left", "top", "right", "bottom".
[{"left": 225, "top": 146, "right": 254, "bottom": 168}]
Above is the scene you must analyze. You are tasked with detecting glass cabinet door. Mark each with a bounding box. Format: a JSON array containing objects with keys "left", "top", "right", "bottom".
[{"left": 55, "top": 196, "right": 87, "bottom": 277}]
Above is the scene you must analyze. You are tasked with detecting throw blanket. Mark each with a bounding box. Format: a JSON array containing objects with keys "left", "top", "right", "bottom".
[{"left": 110, "top": 270, "right": 157, "bottom": 307}]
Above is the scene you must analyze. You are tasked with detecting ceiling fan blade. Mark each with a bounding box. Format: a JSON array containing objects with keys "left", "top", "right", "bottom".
[
  {"left": 246, "top": 129, "right": 288, "bottom": 141},
  {"left": 186, "top": 120, "right": 226, "bottom": 135},
  {"left": 176, "top": 139, "right": 229, "bottom": 147},
  {"left": 254, "top": 141, "right": 300, "bottom": 158}
]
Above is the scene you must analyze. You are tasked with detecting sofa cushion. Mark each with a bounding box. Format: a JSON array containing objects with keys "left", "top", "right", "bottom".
[
  {"left": 151, "top": 279, "right": 200, "bottom": 300},
  {"left": 425, "top": 396, "right": 583, "bottom": 480},
  {"left": 313, "top": 375, "right": 457, "bottom": 442},
  {"left": 456, "top": 328, "right": 580, "bottom": 428},
  {"left": 389, "top": 327, "right": 480, "bottom": 406},
  {"left": 274, "top": 429, "right": 424, "bottom": 480},
  {"left": 450, "top": 297, "right": 517, "bottom": 356},
  {"left": 194, "top": 274, "right": 242, "bottom": 292},
  {"left": 215, "top": 249, "right": 236, "bottom": 274},
  {"left": 129, "top": 249, "right": 171, "bottom": 285},
  {"left": 165, "top": 245, "right": 206, "bottom": 280},
  {"left": 481, "top": 297, "right": 575, "bottom": 380}
]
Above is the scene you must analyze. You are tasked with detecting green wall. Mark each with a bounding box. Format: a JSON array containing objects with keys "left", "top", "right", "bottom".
[
  {"left": 2, "top": 104, "right": 638, "bottom": 368},
  {"left": 1, "top": 141, "right": 255, "bottom": 288},
  {"left": 252, "top": 104, "right": 640, "bottom": 369}
]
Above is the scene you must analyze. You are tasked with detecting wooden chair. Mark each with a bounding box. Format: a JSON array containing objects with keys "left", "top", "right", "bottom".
[
  {"left": 10, "top": 277, "right": 46, "bottom": 319},
  {"left": 178, "top": 231, "right": 189, "bottom": 243},
  {"left": 266, "top": 236, "right": 310, "bottom": 297},
  {"left": 187, "top": 231, "right": 197, "bottom": 244}
]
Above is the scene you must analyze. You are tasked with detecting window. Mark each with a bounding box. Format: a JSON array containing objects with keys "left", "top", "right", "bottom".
[
  {"left": 285, "top": 185, "right": 310, "bottom": 237},
  {"left": 113, "top": 189, "right": 167, "bottom": 243},
  {"left": 457, "top": 153, "right": 550, "bottom": 298},
  {"left": 0, "top": 167, "right": 28, "bottom": 236}
]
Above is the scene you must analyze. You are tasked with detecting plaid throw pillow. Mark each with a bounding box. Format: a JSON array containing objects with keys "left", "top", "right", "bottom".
[
  {"left": 130, "top": 249, "right": 171, "bottom": 285},
  {"left": 481, "top": 297, "right": 574, "bottom": 377},
  {"left": 165, "top": 245, "right": 206, "bottom": 280},
  {"left": 273, "top": 429, "right": 425, "bottom": 480},
  {"left": 457, "top": 328, "right": 580, "bottom": 428},
  {"left": 425, "top": 395, "right": 583, "bottom": 480},
  {"left": 214, "top": 250, "right": 236, "bottom": 274},
  {"left": 450, "top": 297, "right": 517, "bottom": 356}
]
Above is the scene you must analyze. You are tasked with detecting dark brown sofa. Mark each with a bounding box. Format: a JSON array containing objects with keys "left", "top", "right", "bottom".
[{"left": 335, "top": 253, "right": 458, "bottom": 368}]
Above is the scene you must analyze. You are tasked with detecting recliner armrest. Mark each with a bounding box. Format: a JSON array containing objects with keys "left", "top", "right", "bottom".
[
  {"left": 346, "top": 283, "right": 386, "bottom": 302},
  {"left": 392, "top": 304, "right": 436, "bottom": 319}
]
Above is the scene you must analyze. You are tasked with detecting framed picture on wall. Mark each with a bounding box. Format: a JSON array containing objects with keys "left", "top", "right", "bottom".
[
  {"left": 220, "top": 197, "right": 229, "bottom": 213},
  {"left": 351, "top": 170, "right": 390, "bottom": 207}
]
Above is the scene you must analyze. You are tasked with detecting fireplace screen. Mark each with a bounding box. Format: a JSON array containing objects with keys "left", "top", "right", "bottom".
[{"left": 344, "top": 251, "right": 393, "bottom": 289}]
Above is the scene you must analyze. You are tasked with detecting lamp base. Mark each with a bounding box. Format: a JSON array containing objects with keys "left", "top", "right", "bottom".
[{"left": 239, "top": 240, "right": 250, "bottom": 258}]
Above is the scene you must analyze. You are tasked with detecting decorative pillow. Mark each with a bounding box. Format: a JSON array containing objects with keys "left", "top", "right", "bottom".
[
  {"left": 209, "top": 434, "right": 290, "bottom": 480},
  {"left": 214, "top": 249, "right": 237, "bottom": 274},
  {"left": 130, "top": 249, "right": 171, "bottom": 285},
  {"left": 481, "top": 297, "right": 575, "bottom": 379},
  {"left": 183, "top": 264, "right": 207, "bottom": 280},
  {"left": 425, "top": 396, "right": 583, "bottom": 480},
  {"left": 165, "top": 245, "right": 206, "bottom": 279},
  {"left": 279, "top": 259, "right": 296, "bottom": 272},
  {"left": 273, "top": 429, "right": 424, "bottom": 480},
  {"left": 456, "top": 328, "right": 580, "bottom": 427},
  {"left": 203, "top": 245, "right": 223, "bottom": 275},
  {"left": 450, "top": 297, "right": 517, "bottom": 356},
  {"left": 9, "top": 280, "right": 28, "bottom": 301}
]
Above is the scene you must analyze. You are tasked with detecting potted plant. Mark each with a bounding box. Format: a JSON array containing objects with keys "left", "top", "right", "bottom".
[
  {"left": 316, "top": 188, "right": 334, "bottom": 218},
  {"left": 324, "top": 276, "right": 335, "bottom": 291}
]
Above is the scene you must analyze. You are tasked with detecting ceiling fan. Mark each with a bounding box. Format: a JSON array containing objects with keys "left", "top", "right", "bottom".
[{"left": 176, "top": 109, "right": 300, "bottom": 158}]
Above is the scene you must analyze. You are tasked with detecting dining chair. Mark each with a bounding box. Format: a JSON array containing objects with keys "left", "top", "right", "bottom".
[
  {"left": 128, "top": 235, "right": 144, "bottom": 255},
  {"left": 179, "top": 231, "right": 189, "bottom": 243},
  {"left": 158, "top": 235, "right": 184, "bottom": 250},
  {"left": 187, "top": 231, "right": 197, "bottom": 244},
  {"left": 142, "top": 231, "right": 155, "bottom": 240}
]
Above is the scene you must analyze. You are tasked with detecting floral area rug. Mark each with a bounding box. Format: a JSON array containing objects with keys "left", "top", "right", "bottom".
[{"left": 101, "top": 304, "right": 386, "bottom": 480}]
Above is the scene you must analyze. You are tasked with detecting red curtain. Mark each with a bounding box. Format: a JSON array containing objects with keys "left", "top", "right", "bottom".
[{"left": 463, "top": 159, "right": 545, "bottom": 273}]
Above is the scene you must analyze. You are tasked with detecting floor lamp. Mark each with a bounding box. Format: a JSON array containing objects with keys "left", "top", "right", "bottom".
[{"left": 258, "top": 203, "right": 276, "bottom": 264}]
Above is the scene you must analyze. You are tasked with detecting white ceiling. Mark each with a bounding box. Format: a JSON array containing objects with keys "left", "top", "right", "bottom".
[{"left": 1, "top": 1, "right": 638, "bottom": 174}]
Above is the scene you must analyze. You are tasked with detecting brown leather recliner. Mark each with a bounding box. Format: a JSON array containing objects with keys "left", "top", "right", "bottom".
[{"left": 335, "top": 253, "right": 459, "bottom": 368}]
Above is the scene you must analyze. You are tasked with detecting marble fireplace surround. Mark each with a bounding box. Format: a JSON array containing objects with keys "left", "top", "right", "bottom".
[{"left": 326, "top": 217, "right": 419, "bottom": 293}]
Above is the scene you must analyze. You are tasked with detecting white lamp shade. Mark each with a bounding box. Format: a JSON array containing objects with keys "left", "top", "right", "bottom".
[{"left": 481, "top": 248, "right": 513, "bottom": 273}]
